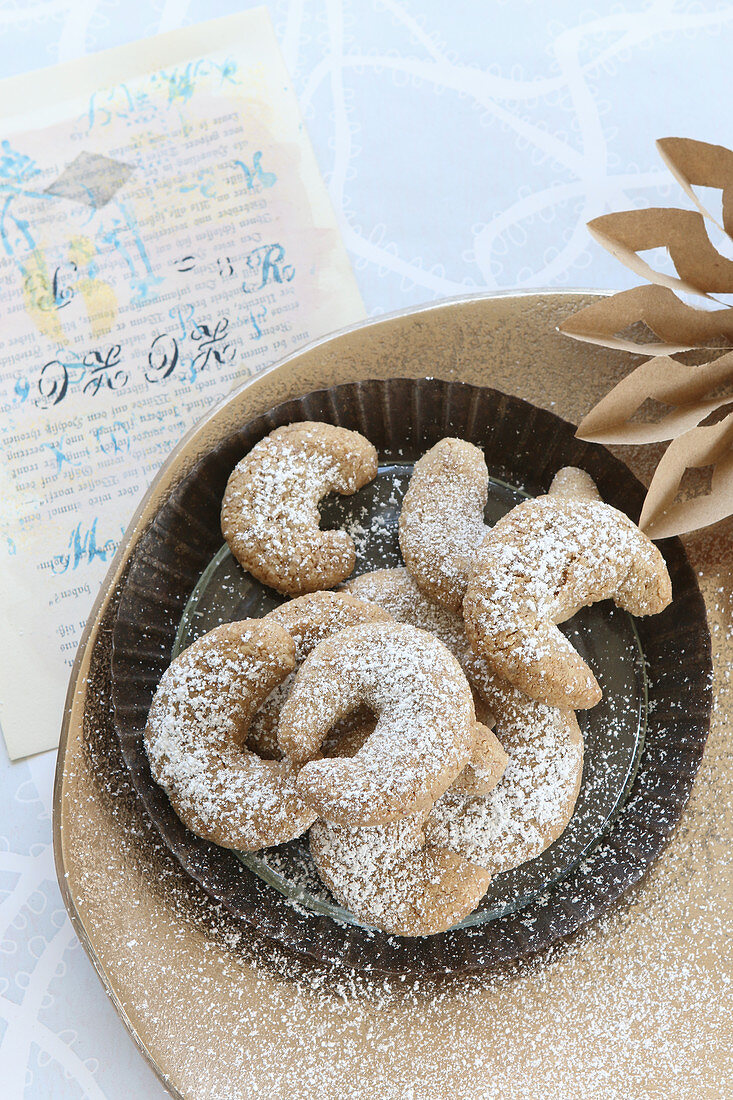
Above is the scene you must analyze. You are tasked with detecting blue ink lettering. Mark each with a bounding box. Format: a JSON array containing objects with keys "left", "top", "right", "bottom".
[
  {"left": 51, "top": 518, "right": 118, "bottom": 573},
  {"left": 248, "top": 305, "right": 267, "bottom": 340},
  {"left": 41, "top": 436, "right": 77, "bottom": 473},
  {"left": 95, "top": 421, "right": 131, "bottom": 455},
  {"left": 241, "top": 243, "right": 295, "bottom": 293},
  {"left": 234, "top": 152, "right": 276, "bottom": 191}
]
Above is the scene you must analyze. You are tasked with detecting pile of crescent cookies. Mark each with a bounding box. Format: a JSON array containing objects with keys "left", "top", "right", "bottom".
[{"left": 144, "top": 422, "right": 672, "bottom": 937}]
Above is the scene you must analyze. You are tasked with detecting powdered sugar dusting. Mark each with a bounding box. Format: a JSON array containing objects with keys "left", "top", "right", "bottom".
[
  {"left": 221, "top": 422, "right": 378, "bottom": 594},
  {"left": 247, "top": 592, "right": 390, "bottom": 758},
  {"left": 399, "top": 438, "right": 490, "bottom": 609},
  {"left": 144, "top": 621, "right": 316, "bottom": 850},
  {"left": 346, "top": 568, "right": 584, "bottom": 873},
  {"left": 464, "top": 495, "right": 672, "bottom": 705},
  {"left": 63, "top": 370, "right": 725, "bottom": 1100},
  {"left": 428, "top": 697, "right": 583, "bottom": 873},
  {"left": 279, "top": 621, "right": 477, "bottom": 824},
  {"left": 70, "top": 553, "right": 728, "bottom": 1099},
  {"left": 309, "top": 810, "right": 490, "bottom": 936}
]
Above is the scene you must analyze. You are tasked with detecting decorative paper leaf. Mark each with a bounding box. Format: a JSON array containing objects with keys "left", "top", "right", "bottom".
[
  {"left": 560, "top": 135, "right": 733, "bottom": 537},
  {"left": 577, "top": 350, "right": 733, "bottom": 444},
  {"left": 639, "top": 408, "right": 733, "bottom": 538},
  {"left": 587, "top": 208, "right": 733, "bottom": 296},
  {"left": 558, "top": 284, "right": 733, "bottom": 353},
  {"left": 656, "top": 137, "right": 733, "bottom": 235}
]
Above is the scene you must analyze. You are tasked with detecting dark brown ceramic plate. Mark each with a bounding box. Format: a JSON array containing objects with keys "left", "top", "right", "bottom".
[{"left": 110, "top": 378, "right": 711, "bottom": 976}]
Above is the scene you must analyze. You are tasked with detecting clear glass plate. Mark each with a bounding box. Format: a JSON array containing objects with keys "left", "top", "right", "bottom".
[{"left": 173, "top": 462, "right": 647, "bottom": 930}]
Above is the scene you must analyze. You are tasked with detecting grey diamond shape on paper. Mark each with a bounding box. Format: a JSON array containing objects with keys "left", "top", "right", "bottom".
[{"left": 44, "top": 151, "right": 135, "bottom": 208}]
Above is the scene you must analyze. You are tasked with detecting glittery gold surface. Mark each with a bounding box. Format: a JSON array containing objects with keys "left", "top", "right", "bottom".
[{"left": 54, "top": 293, "right": 732, "bottom": 1100}]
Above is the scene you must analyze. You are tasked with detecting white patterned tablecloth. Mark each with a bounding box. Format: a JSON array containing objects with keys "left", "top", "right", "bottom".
[{"left": 2, "top": 2, "right": 732, "bottom": 1096}]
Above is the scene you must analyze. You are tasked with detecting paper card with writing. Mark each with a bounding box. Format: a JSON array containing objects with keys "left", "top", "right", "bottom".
[{"left": 0, "top": 9, "right": 364, "bottom": 759}]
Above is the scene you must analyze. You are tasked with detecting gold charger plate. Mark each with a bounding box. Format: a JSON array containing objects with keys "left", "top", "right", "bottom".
[{"left": 54, "top": 293, "right": 733, "bottom": 1099}]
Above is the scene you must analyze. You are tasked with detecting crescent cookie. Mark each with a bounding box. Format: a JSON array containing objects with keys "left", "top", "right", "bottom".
[
  {"left": 343, "top": 576, "right": 581, "bottom": 875},
  {"left": 346, "top": 569, "right": 508, "bottom": 794},
  {"left": 398, "top": 438, "right": 490, "bottom": 611},
  {"left": 346, "top": 565, "right": 576, "bottom": 782},
  {"left": 277, "top": 621, "right": 480, "bottom": 826},
  {"left": 463, "top": 468, "right": 672, "bottom": 708},
  {"left": 309, "top": 810, "right": 491, "bottom": 936},
  {"left": 346, "top": 568, "right": 583, "bottom": 876},
  {"left": 221, "top": 421, "right": 378, "bottom": 596},
  {"left": 247, "top": 591, "right": 392, "bottom": 759},
  {"left": 250, "top": 591, "right": 498, "bottom": 794},
  {"left": 144, "top": 620, "right": 317, "bottom": 851},
  {"left": 426, "top": 693, "right": 584, "bottom": 876}
]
